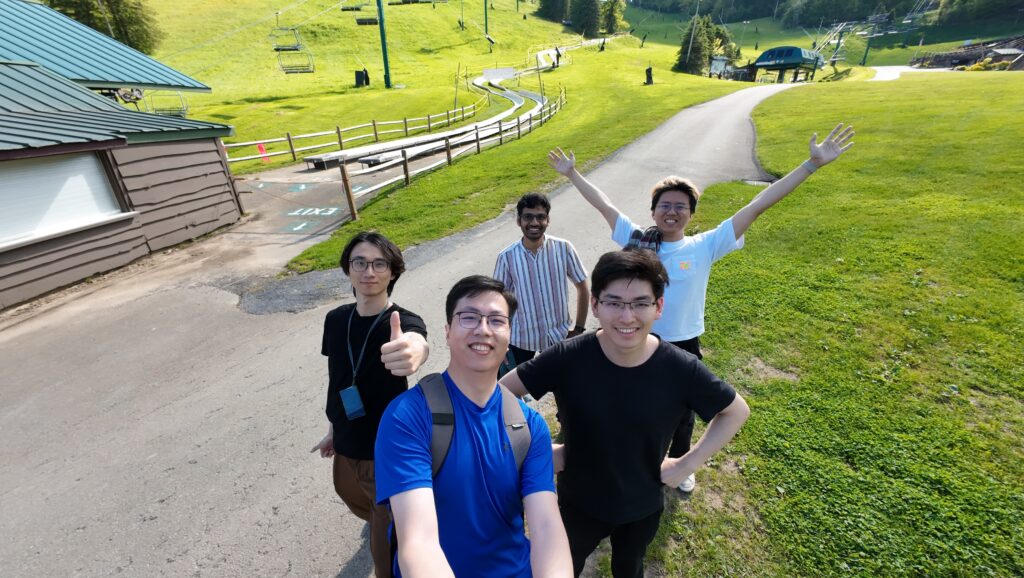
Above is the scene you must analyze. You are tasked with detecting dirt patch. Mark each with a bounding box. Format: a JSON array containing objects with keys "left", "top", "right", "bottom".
[{"left": 741, "top": 357, "right": 799, "bottom": 383}]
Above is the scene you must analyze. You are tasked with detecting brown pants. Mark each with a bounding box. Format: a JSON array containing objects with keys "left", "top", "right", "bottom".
[{"left": 333, "top": 455, "right": 392, "bottom": 578}]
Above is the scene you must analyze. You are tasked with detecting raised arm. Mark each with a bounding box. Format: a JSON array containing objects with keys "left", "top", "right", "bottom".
[
  {"left": 660, "top": 394, "right": 750, "bottom": 488},
  {"left": 547, "top": 148, "right": 620, "bottom": 231},
  {"left": 390, "top": 488, "right": 457, "bottom": 578},
  {"left": 731, "top": 123, "right": 855, "bottom": 239},
  {"left": 524, "top": 492, "right": 573, "bottom": 577}
]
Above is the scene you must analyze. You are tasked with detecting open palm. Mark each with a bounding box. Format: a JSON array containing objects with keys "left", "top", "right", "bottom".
[
  {"left": 809, "top": 123, "right": 855, "bottom": 166},
  {"left": 547, "top": 147, "right": 576, "bottom": 176}
]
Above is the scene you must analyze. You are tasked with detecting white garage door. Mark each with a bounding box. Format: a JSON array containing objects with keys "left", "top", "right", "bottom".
[{"left": 0, "top": 153, "right": 125, "bottom": 248}]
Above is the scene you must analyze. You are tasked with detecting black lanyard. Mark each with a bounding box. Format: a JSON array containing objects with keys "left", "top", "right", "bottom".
[{"left": 347, "top": 306, "right": 390, "bottom": 381}]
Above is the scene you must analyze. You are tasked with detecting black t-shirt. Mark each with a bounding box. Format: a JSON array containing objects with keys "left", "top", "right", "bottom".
[
  {"left": 322, "top": 303, "right": 427, "bottom": 460},
  {"left": 517, "top": 332, "right": 736, "bottom": 524}
]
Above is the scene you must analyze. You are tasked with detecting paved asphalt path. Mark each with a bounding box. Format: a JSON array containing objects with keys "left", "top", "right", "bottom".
[{"left": 0, "top": 82, "right": 796, "bottom": 577}]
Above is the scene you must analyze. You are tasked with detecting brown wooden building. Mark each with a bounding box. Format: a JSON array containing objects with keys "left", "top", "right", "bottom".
[{"left": 0, "top": 62, "right": 239, "bottom": 309}]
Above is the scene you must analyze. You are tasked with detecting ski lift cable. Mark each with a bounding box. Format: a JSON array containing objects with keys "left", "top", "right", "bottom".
[
  {"left": 163, "top": 0, "right": 318, "bottom": 58},
  {"left": 293, "top": 0, "right": 349, "bottom": 28}
]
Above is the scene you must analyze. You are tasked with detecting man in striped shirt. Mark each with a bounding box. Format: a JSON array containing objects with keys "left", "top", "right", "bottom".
[{"left": 494, "top": 193, "right": 590, "bottom": 366}]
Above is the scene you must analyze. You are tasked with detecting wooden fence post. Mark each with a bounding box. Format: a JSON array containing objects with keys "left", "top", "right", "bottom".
[
  {"left": 336, "top": 126, "right": 344, "bottom": 150},
  {"left": 427, "top": 114, "right": 433, "bottom": 132},
  {"left": 517, "top": 116, "right": 521, "bottom": 139},
  {"left": 404, "top": 117, "right": 409, "bottom": 136},
  {"left": 461, "top": 106, "right": 466, "bottom": 121},
  {"left": 498, "top": 120, "right": 503, "bottom": 145},
  {"left": 529, "top": 113, "right": 533, "bottom": 132},
  {"left": 401, "top": 150, "right": 411, "bottom": 185},
  {"left": 372, "top": 120, "right": 379, "bottom": 142},
  {"left": 446, "top": 110, "right": 451, "bottom": 127},
  {"left": 475, "top": 127, "right": 481, "bottom": 153},
  {"left": 445, "top": 138, "right": 452, "bottom": 165},
  {"left": 286, "top": 132, "right": 296, "bottom": 161},
  {"left": 340, "top": 162, "right": 358, "bottom": 221}
]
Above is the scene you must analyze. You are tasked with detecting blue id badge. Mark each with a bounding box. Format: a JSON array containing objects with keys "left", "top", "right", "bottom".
[{"left": 340, "top": 385, "right": 366, "bottom": 420}]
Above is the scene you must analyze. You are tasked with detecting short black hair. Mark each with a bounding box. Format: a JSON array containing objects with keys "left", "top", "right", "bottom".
[
  {"left": 445, "top": 275, "right": 518, "bottom": 323},
  {"left": 340, "top": 231, "right": 405, "bottom": 295},
  {"left": 591, "top": 248, "right": 669, "bottom": 301},
  {"left": 516, "top": 193, "right": 551, "bottom": 217},
  {"left": 650, "top": 176, "right": 700, "bottom": 214}
]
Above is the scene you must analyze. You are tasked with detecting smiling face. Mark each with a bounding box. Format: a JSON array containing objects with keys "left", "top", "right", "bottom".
[
  {"left": 345, "top": 241, "right": 395, "bottom": 300},
  {"left": 651, "top": 190, "right": 693, "bottom": 241},
  {"left": 517, "top": 206, "right": 549, "bottom": 242},
  {"left": 592, "top": 278, "right": 663, "bottom": 352},
  {"left": 445, "top": 290, "right": 511, "bottom": 377}
]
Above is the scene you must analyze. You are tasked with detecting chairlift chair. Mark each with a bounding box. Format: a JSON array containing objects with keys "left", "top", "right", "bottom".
[
  {"left": 271, "top": 27, "right": 305, "bottom": 52},
  {"left": 145, "top": 91, "right": 189, "bottom": 117},
  {"left": 278, "top": 50, "right": 315, "bottom": 74}
]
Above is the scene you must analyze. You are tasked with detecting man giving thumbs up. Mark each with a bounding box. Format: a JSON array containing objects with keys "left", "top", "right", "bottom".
[{"left": 311, "top": 232, "right": 429, "bottom": 578}]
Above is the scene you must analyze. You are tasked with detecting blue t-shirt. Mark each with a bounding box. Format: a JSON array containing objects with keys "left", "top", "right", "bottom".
[{"left": 375, "top": 372, "right": 556, "bottom": 578}]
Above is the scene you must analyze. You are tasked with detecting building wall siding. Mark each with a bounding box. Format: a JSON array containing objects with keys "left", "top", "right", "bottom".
[
  {"left": 112, "top": 139, "right": 240, "bottom": 252},
  {"left": 0, "top": 138, "right": 240, "bottom": 309}
]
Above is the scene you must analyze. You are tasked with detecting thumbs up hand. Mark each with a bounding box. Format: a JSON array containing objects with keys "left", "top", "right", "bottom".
[{"left": 380, "top": 310, "right": 429, "bottom": 377}]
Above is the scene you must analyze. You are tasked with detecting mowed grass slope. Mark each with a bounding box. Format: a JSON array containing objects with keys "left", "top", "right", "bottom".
[
  {"left": 149, "top": 0, "right": 580, "bottom": 171},
  {"left": 650, "top": 72, "right": 1023, "bottom": 576},
  {"left": 288, "top": 39, "right": 744, "bottom": 270}
]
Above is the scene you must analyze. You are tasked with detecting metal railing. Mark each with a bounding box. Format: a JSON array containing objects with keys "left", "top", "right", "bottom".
[{"left": 224, "top": 92, "right": 490, "bottom": 163}]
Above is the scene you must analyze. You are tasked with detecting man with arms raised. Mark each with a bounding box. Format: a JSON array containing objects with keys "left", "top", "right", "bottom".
[
  {"left": 502, "top": 249, "right": 750, "bottom": 578},
  {"left": 547, "top": 123, "right": 853, "bottom": 492},
  {"left": 494, "top": 193, "right": 589, "bottom": 366},
  {"left": 311, "top": 232, "right": 430, "bottom": 578},
  {"left": 375, "top": 276, "right": 572, "bottom": 577}
]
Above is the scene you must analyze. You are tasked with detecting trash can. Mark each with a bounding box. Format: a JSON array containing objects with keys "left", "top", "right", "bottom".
[{"left": 355, "top": 70, "right": 367, "bottom": 87}]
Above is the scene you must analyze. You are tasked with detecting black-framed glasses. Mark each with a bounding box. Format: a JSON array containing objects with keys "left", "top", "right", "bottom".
[
  {"left": 454, "top": 311, "right": 511, "bottom": 331},
  {"left": 350, "top": 258, "right": 390, "bottom": 273},
  {"left": 654, "top": 202, "right": 691, "bottom": 213},
  {"left": 520, "top": 213, "right": 549, "bottom": 223},
  {"left": 598, "top": 300, "right": 656, "bottom": 313}
]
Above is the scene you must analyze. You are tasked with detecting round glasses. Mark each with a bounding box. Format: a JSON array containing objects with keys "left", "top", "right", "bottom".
[{"left": 350, "top": 258, "right": 390, "bottom": 273}]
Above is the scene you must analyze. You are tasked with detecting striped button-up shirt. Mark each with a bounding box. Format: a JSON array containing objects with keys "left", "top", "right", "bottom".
[{"left": 493, "top": 235, "right": 587, "bottom": 352}]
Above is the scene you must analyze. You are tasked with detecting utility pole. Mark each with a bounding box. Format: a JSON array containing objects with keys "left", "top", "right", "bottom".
[
  {"left": 484, "top": 0, "right": 489, "bottom": 36},
  {"left": 685, "top": 0, "right": 701, "bottom": 67},
  {"left": 860, "top": 23, "right": 874, "bottom": 66},
  {"left": 375, "top": 0, "right": 392, "bottom": 88},
  {"left": 739, "top": 19, "right": 750, "bottom": 48}
]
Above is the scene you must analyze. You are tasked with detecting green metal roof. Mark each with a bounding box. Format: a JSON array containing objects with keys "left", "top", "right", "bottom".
[
  {"left": 0, "top": 0, "right": 210, "bottom": 93},
  {"left": 754, "top": 46, "right": 823, "bottom": 70},
  {"left": 0, "top": 62, "right": 231, "bottom": 154}
]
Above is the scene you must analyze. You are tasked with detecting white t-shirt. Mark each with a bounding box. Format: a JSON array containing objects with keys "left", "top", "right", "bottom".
[{"left": 612, "top": 213, "right": 744, "bottom": 341}]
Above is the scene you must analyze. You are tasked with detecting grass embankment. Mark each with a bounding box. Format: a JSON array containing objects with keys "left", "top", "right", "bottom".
[
  {"left": 149, "top": 0, "right": 581, "bottom": 173},
  {"left": 287, "top": 39, "right": 744, "bottom": 271},
  {"left": 647, "top": 72, "right": 1023, "bottom": 576}
]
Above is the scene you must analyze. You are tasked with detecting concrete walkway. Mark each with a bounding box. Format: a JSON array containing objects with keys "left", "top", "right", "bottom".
[
  {"left": 870, "top": 65, "right": 952, "bottom": 81},
  {"left": 0, "top": 82, "right": 796, "bottom": 577}
]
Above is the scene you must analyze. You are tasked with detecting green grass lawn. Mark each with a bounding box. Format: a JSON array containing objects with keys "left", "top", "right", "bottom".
[
  {"left": 287, "top": 39, "right": 745, "bottom": 271},
  {"left": 648, "top": 72, "right": 1023, "bottom": 576},
  {"left": 149, "top": 0, "right": 581, "bottom": 173}
]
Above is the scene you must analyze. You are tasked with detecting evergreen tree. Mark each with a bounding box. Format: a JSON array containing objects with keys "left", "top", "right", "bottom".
[
  {"left": 570, "top": 0, "right": 601, "bottom": 37},
  {"left": 45, "top": 0, "right": 162, "bottom": 54},
  {"left": 602, "top": 0, "right": 627, "bottom": 34},
  {"left": 538, "top": 0, "right": 567, "bottom": 22},
  {"left": 674, "top": 14, "right": 713, "bottom": 73}
]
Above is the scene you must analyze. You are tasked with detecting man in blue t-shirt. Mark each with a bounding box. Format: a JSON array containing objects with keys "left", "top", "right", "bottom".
[{"left": 375, "top": 276, "right": 572, "bottom": 578}]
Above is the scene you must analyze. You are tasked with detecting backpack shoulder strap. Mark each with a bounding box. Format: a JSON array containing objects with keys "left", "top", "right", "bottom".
[
  {"left": 498, "top": 383, "right": 532, "bottom": 474},
  {"left": 420, "top": 373, "right": 454, "bottom": 478}
]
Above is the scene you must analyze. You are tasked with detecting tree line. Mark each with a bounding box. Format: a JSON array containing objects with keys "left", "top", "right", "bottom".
[{"left": 44, "top": 0, "right": 162, "bottom": 54}]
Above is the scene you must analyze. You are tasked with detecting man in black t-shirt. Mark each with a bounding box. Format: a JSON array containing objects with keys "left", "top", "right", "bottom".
[
  {"left": 310, "top": 232, "right": 429, "bottom": 578},
  {"left": 502, "top": 249, "right": 750, "bottom": 578}
]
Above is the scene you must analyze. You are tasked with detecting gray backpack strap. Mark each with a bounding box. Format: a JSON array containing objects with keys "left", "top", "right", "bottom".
[
  {"left": 499, "top": 384, "right": 532, "bottom": 473},
  {"left": 420, "top": 373, "right": 454, "bottom": 478}
]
